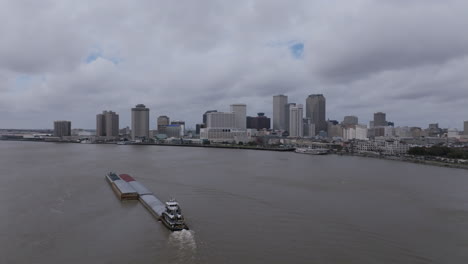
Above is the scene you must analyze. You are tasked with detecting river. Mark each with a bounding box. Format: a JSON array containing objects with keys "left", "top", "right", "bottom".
[{"left": 1, "top": 141, "right": 467, "bottom": 263}]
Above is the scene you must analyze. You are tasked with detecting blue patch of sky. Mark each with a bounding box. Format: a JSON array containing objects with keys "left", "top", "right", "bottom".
[
  {"left": 265, "top": 40, "right": 304, "bottom": 59},
  {"left": 85, "top": 50, "right": 102, "bottom": 63},
  {"left": 289, "top": 42, "right": 304, "bottom": 59},
  {"left": 14, "top": 75, "right": 33, "bottom": 90},
  {"left": 85, "top": 47, "right": 122, "bottom": 65}
]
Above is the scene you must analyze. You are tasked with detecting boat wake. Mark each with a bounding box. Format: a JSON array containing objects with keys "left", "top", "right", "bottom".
[
  {"left": 167, "top": 229, "right": 197, "bottom": 263},
  {"left": 169, "top": 229, "right": 197, "bottom": 251}
]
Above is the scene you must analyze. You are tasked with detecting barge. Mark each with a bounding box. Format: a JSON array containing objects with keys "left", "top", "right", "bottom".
[
  {"left": 105, "top": 172, "right": 189, "bottom": 231},
  {"left": 106, "top": 172, "right": 138, "bottom": 200}
]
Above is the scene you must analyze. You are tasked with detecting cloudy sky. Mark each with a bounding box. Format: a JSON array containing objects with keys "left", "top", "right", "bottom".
[{"left": 1, "top": 0, "right": 467, "bottom": 130}]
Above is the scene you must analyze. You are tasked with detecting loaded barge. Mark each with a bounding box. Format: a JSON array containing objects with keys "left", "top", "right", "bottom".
[{"left": 105, "top": 172, "right": 189, "bottom": 231}]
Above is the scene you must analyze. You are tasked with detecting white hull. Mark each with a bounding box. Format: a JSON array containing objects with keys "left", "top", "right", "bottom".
[{"left": 295, "top": 148, "right": 329, "bottom": 155}]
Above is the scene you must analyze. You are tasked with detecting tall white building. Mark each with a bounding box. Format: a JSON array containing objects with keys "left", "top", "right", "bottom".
[
  {"left": 343, "top": 124, "right": 368, "bottom": 141},
  {"left": 207, "top": 112, "right": 236, "bottom": 128},
  {"left": 230, "top": 104, "right": 247, "bottom": 129},
  {"left": 289, "top": 104, "right": 303, "bottom": 137},
  {"left": 273, "top": 95, "right": 288, "bottom": 130},
  {"left": 131, "top": 104, "right": 150, "bottom": 140}
]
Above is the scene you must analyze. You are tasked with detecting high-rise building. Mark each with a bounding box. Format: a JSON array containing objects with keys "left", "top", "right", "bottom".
[
  {"left": 374, "top": 112, "right": 387, "bottom": 127},
  {"left": 171, "top": 120, "right": 185, "bottom": 126},
  {"left": 203, "top": 110, "right": 217, "bottom": 125},
  {"left": 53, "top": 121, "right": 71, "bottom": 137},
  {"left": 171, "top": 120, "right": 185, "bottom": 136},
  {"left": 342, "top": 116, "right": 358, "bottom": 126},
  {"left": 328, "top": 121, "right": 343, "bottom": 138},
  {"left": 165, "top": 125, "right": 182, "bottom": 138},
  {"left": 303, "top": 118, "right": 315, "bottom": 137},
  {"left": 195, "top": 124, "right": 205, "bottom": 135},
  {"left": 96, "top": 111, "right": 119, "bottom": 137},
  {"left": 464, "top": 121, "right": 468, "bottom": 135},
  {"left": 273, "top": 95, "right": 288, "bottom": 131},
  {"left": 289, "top": 104, "right": 303, "bottom": 137},
  {"left": 131, "top": 104, "right": 150, "bottom": 140},
  {"left": 157, "top": 116, "right": 170, "bottom": 133},
  {"left": 247, "top": 113, "right": 271, "bottom": 130},
  {"left": 284, "top": 103, "right": 296, "bottom": 132},
  {"left": 230, "top": 104, "right": 247, "bottom": 129},
  {"left": 306, "top": 94, "right": 326, "bottom": 134},
  {"left": 207, "top": 112, "right": 236, "bottom": 128}
]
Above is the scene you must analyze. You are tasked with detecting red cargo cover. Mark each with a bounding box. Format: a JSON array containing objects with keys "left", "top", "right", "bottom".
[{"left": 119, "top": 174, "right": 136, "bottom": 182}]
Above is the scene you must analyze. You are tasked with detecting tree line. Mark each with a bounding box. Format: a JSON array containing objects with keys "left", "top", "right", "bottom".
[{"left": 408, "top": 146, "right": 468, "bottom": 159}]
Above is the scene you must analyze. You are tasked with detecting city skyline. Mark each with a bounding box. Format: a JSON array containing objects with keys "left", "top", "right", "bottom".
[
  {"left": 2, "top": 93, "right": 468, "bottom": 131},
  {"left": 1, "top": 1, "right": 468, "bottom": 129}
]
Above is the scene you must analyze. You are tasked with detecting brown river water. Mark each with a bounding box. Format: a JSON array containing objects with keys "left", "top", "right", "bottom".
[{"left": 1, "top": 141, "right": 468, "bottom": 264}]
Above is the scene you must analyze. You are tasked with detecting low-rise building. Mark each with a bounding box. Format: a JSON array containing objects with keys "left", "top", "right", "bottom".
[{"left": 353, "top": 138, "right": 410, "bottom": 155}]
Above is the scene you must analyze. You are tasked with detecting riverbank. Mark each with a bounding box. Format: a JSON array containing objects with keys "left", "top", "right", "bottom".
[
  {"left": 2, "top": 139, "right": 467, "bottom": 169},
  {"left": 0, "top": 139, "right": 295, "bottom": 152},
  {"left": 338, "top": 152, "right": 468, "bottom": 170}
]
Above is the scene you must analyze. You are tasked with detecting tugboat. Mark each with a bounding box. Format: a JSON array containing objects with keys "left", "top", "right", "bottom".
[{"left": 161, "top": 199, "right": 189, "bottom": 231}]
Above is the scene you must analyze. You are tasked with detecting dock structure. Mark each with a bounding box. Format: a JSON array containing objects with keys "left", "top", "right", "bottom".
[{"left": 106, "top": 172, "right": 139, "bottom": 200}]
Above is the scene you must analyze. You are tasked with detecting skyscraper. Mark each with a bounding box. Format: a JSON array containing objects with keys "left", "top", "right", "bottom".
[
  {"left": 289, "top": 104, "right": 303, "bottom": 137},
  {"left": 96, "top": 111, "right": 119, "bottom": 137},
  {"left": 247, "top": 113, "right": 271, "bottom": 130},
  {"left": 284, "top": 103, "right": 296, "bottom": 132},
  {"left": 303, "top": 118, "right": 315, "bottom": 137},
  {"left": 306, "top": 94, "right": 326, "bottom": 134},
  {"left": 53, "top": 121, "right": 71, "bottom": 137},
  {"left": 273, "top": 95, "right": 288, "bottom": 131},
  {"left": 342, "top": 116, "right": 358, "bottom": 126},
  {"left": 157, "top": 115, "right": 170, "bottom": 134},
  {"left": 157, "top": 116, "right": 170, "bottom": 133},
  {"left": 230, "top": 104, "right": 247, "bottom": 129},
  {"left": 464, "top": 121, "right": 468, "bottom": 135},
  {"left": 374, "top": 112, "right": 387, "bottom": 127},
  {"left": 203, "top": 110, "right": 217, "bottom": 125},
  {"left": 206, "top": 112, "right": 236, "bottom": 128},
  {"left": 171, "top": 120, "right": 186, "bottom": 136},
  {"left": 131, "top": 104, "right": 150, "bottom": 140}
]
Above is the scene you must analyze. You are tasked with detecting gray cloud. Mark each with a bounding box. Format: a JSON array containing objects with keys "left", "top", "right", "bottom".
[{"left": 0, "top": 0, "right": 467, "bottom": 129}]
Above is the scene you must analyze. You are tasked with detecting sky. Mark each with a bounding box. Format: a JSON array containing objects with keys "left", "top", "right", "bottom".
[{"left": 1, "top": 0, "right": 467, "bottom": 130}]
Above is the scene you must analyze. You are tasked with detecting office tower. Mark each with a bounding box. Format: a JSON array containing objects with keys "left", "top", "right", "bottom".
[
  {"left": 247, "top": 113, "right": 271, "bottom": 130},
  {"left": 195, "top": 124, "right": 205, "bottom": 135},
  {"left": 157, "top": 116, "right": 170, "bottom": 133},
  {"left": 464, "top": 121, "right": 468, "bottom": 135},
  {"left": 53, "top": 121, "right": 71, "bottom": 137},
  {"left": 171, "top": 120, "right": 185, "bottom": 136},
  {"left": 328, "top": 121, "right": 343, "bottom": 138},
  {"left": 284, "top": 103, "right": 296, "bottom": 132},
  {"left": 171, "top": 120, "right": 185, "bottom": 126},
  {"left": 303, "top": 118, "right": 315, "bottom": 137},
  {"left": 203, "top": 110, "right": 217, "bottom": 125},
  {"left": 374, "top": 112, "right": 387, "bottom": 127},
  {"left": 96, "top": 111, "right": 119, "bottom": 137},
  {"left": 206, "top": 112, "right": 236, "bottom": 128},
  {"left": 289, "top": 104, "right": 303, "bottom": 137},
  {"left": 273, "top": 95, "right": 288, "bottom": 130},
  {"left": 342, "top": 116, "right": 358, "bottom": 126},
  {"left": 306, "top": 94, "right": 326, "bottom": 134},
  {"left": 165, "top": 125, "right": 182, "bottom": 138},
  {"left": 131, "top": 104, "right": 150, "bottom": 140},
  {"left": 230, "top": 104, "right": 247, "bottom": 129}
]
